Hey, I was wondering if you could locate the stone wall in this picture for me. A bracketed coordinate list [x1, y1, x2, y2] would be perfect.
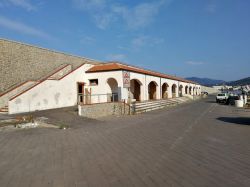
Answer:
[48, 65, 72, 80]
[78, 102, 130, 118]
[0, 38, 101, 93]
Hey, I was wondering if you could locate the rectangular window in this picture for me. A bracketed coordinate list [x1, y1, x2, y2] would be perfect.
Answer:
[89, 79, 98, 86]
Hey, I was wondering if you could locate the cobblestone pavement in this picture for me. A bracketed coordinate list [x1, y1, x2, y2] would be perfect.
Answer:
[0, 96, 250, 187]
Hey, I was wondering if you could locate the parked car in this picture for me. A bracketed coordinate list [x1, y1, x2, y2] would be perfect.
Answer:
[216, 93, 229, 103]
[201, 91, 208, 95]
[226, 95, 239, 105]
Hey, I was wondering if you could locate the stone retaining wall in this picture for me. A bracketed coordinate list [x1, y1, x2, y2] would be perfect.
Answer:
[0, 39, 101, 93]
[78, 102, 130, 118]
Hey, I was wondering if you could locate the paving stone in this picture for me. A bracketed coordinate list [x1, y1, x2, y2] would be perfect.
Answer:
[0, 96, 249, 187]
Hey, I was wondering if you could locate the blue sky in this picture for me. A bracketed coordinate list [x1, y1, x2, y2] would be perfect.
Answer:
[0, 0, 249, 81]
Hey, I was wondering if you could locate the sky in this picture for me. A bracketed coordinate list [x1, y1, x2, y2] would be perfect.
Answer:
[0, 0, 249, 81]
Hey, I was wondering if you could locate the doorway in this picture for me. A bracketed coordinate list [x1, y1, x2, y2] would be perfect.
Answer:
[77, 82, 84, 103]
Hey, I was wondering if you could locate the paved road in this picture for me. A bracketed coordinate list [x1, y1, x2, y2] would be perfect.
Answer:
[0, 96, 250, 187]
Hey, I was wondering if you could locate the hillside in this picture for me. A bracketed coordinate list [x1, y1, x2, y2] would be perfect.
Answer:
[186, 77, 225, 86]
[227, 77, 250, 86]
[186, 76, 250, 86]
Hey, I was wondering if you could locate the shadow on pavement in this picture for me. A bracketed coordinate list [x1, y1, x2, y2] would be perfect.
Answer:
[205, 101, 217, 103]
[217, 117, 250, 126]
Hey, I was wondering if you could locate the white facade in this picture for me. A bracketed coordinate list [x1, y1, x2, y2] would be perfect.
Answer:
[9, 64, 93, 114]
[8, 63, 201, 114]
[85, 70, 201, 103]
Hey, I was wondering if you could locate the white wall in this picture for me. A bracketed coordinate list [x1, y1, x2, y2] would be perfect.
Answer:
[9, 64, 93, 114]
[0, 81, 37, 109]
[84, 71, 123, 103]
[8, 64, 202, 114]
[86, 69, 200, 102]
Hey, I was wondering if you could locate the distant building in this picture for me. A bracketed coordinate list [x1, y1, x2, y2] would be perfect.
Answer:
[213, 85, 233, 92]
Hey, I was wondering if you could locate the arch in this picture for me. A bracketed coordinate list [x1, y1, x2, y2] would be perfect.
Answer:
[185, 85, 188, 94]
[179, 85, 183, 97]
[148, 81, 158, 100]
[162, 83, 169, 99]
[172, 84, 177, 98]
[189, 86, 192, 95]
[107, 78, 118, 101]
[130, 79, 142, 101]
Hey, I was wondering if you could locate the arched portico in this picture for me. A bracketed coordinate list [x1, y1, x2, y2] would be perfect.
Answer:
[179, 85, 183, 97]
[107, 78, 118, 101]
[148, 81, 158, 100]
[162, 83, 169, 99]
[130, 79, 142, 101]
[189, 86, 192, 95]
[185, 85, 188, 94]
[172, 84, 177, 98]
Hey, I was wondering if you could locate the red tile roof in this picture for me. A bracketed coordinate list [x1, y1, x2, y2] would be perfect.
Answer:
[86, 62, 197, 84]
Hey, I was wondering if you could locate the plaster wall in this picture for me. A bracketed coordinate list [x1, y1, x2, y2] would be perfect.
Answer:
[84, 71, 123, 103]
[0, 81, 37, 108]
[8, 64, 201, 114]
[86, 70, 201, 103]
[8, 64, 93, 114]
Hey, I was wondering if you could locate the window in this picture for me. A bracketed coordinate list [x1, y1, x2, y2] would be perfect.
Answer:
[89, 79, 98, 86]
[218, 93, 225, 96]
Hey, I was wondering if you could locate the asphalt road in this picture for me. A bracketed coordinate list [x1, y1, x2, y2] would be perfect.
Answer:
[0, 95, 249, 187]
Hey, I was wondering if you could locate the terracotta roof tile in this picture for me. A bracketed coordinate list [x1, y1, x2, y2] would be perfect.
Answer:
[86, 62, 197, 84]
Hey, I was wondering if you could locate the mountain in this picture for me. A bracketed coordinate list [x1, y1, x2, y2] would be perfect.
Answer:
[186, 77, 225, 86]
[186, 77, 250, 86]
[227, 77, 250, 86]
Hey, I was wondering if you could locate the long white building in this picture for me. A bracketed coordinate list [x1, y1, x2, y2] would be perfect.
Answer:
[2, 62, 201, 114]
[0, 39, 201, 114]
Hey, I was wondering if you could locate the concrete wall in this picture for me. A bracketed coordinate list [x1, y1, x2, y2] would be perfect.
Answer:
[78, 102, 129, 118]
[0, 81, 37, 108]
[8, 64, 93, 114]
[0, 64, 73, 108]
[0, 38, 101, 93]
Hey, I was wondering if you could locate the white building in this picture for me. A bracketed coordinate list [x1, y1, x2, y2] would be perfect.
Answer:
[1, 62, 201, 114]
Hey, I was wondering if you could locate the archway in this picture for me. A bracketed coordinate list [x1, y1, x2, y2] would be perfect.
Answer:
[185, 86, 188, 94]
[179, 85, 183, 97]
[130, 79, 142, 101]
[148, 81, 157, 100]
[172, 84, 177, 98]
[189, 86, 192, 95]
[107, 78, 118, 102]
[162, 83, 169, 99]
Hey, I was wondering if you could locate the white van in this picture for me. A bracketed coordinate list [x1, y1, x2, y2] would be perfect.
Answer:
[216, 93, 229, 103]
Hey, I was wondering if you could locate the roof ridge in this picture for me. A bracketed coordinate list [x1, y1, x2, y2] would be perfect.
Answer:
[110, 62, 195, 83]
[87, 62, 197, 84]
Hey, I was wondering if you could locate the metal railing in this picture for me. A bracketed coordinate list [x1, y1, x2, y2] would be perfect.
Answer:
[78, 93, 119, 104]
